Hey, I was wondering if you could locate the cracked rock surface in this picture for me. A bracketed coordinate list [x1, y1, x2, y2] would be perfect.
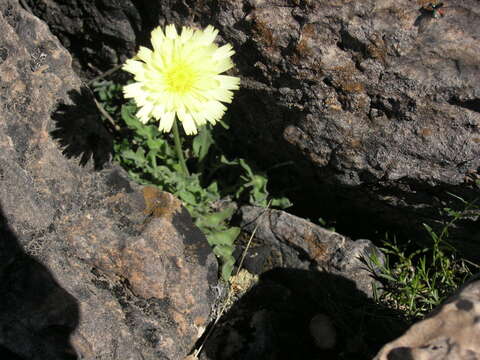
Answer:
[24, 0, 480, 254]
[0, 1, 216, 359]
[238, 205, 382, 297]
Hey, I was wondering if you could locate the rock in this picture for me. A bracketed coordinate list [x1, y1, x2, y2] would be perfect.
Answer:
[239, 205, 383, 297]
[0, 1, 217, 359]
[199, 268, 407, 360]
[194, 207, 396, 359]
[309, 313, 336, 350]
[24, 0, 480, 255]
[373, 274, 480, 360]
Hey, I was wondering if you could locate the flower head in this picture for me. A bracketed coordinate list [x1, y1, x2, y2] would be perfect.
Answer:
[122, 24, 240, 135]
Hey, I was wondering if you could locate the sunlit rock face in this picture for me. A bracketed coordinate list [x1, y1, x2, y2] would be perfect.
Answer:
[374, 274, 480, 360]
[0, 1, 216, 359]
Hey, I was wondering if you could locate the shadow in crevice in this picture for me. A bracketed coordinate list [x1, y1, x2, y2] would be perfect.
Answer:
[215, 85, 316, 201]
[0, 205, 80, 360]
[201, 268, 409, 360]
[51, 87, 113, 170]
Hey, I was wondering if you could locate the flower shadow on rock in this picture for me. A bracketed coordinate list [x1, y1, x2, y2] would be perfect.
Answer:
[0, 206, 79, 360]
[201, 268, 409, 360]
[51, 87, 113, 170]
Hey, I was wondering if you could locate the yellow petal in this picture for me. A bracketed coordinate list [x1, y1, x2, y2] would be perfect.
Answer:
[180, 27, 194, 43]
[215, 75, 240, 90]
[177, 109, 197, 135]
[165, 24, 178, 39]
[151, 27, 165, 51]
[136, 103, 153, 123]
[123, 59, 145, 75]
[159, 112, 175, 132]
[123, 82, 144, 98]
[137, 46, 153, 62]
[213, 44, 235, 61]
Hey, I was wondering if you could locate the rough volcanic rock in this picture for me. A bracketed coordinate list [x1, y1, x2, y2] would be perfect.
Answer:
[0, 1, 217, 359]
[238, 205, 383, 297]
[24, 0, 480, 255]
[373, 273, 480, 360]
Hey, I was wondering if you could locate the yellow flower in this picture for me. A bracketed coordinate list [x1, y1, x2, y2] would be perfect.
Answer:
[122, 24, 240, 135]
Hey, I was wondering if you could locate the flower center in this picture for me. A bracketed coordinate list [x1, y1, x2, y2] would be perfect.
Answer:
[165, 61, 196, 94]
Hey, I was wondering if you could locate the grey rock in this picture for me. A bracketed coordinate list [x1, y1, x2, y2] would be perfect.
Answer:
[239, 205, 383, 297]
[194, 207, 405, 360]
[374, 274, 480, 360]
[0, 1, 216, 359]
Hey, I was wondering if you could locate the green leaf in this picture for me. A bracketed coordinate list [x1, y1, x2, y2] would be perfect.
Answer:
[121, 148, 146, 167]
[271, 196, 293, 209]
[206, 181, 219, 194]
[213, 244, 233, 258]
[221, 257, 235, 281]
[197, 207, 236, 229]
[192, 126, 214, 162]
[177, 190, 197, 205]
[238, 158, 254, 177]
[220, 155, 239, 166]
[121, 104, 140, 129]
[207, 227, 240, 247]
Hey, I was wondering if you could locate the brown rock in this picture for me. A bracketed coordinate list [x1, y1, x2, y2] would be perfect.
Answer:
[374, 275, 480, 360]
[0, 1, 217, 359]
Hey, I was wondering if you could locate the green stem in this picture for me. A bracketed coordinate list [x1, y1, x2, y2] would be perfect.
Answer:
[172, 119, 189, 176]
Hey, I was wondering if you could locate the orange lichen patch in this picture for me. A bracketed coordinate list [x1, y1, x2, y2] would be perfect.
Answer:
[193, 316, 207, 327]
[296, 23, 317, 56]
[252, 17, 275, 48]
[420, 128, 433, 137]
[142, 186, 182, 221]
[103, 192, 127, 205]
[328, 103, 343, 111]
[296, 37, 312, 56]
[325, 64, 368, 100]
[417, 0, 438, 6]
[349, 138, 363, 148]
[329, 63, 357, 74]
[367, 34, 388, 63]
[303, 229, 328, 262]
[172, 306, 192, 335]
[302, 23, 317, 38]
[472, 137, 480, 143]
[341, 81, 365, 93]
[334, 65, 364, 88]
